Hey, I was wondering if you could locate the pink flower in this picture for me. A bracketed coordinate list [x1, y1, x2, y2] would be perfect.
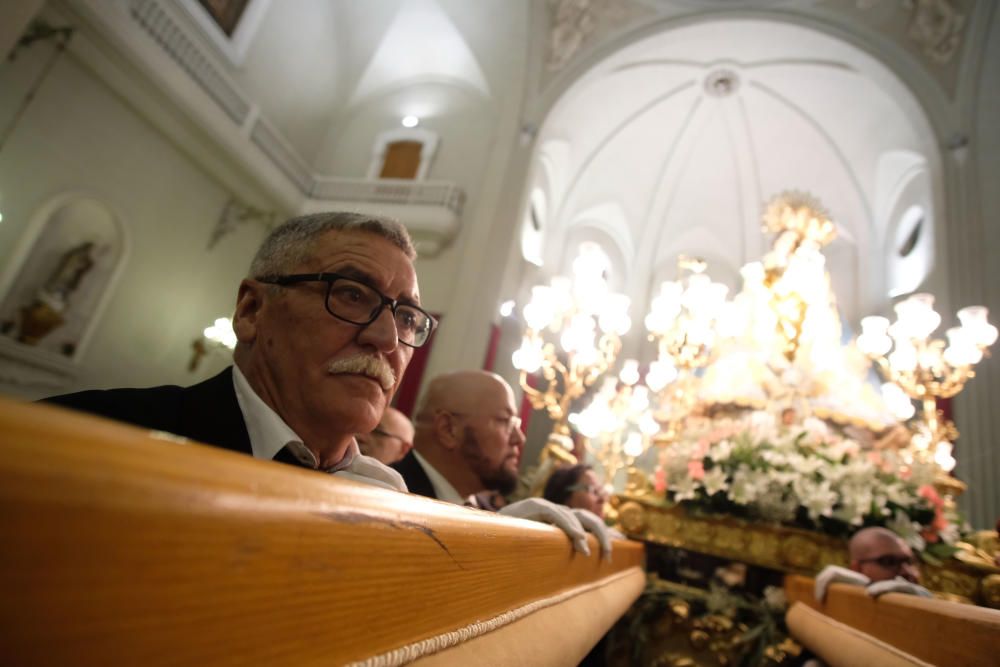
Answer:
[921, 528, 940, 544]
[919, 485, 943, 508]
[688, 459, 705, 480]
[654, 467, 667, 493]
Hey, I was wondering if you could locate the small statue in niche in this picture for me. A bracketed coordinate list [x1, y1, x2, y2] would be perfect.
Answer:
[16, 241, 97, 347]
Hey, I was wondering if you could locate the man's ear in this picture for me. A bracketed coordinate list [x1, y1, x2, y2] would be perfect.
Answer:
[434, 411, 461, 450]
[233, 279, 266, 344]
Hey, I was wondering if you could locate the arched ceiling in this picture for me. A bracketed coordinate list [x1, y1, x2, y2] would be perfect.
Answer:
[531, 18, 942, 328]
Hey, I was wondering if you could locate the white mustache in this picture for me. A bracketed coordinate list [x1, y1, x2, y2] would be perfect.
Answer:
[327, 354, 396, 392]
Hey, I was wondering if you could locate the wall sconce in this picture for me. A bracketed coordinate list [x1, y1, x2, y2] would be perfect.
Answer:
[189, 317, 237, 371]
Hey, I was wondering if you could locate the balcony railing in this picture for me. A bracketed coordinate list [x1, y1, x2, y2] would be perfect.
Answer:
[311, 177, 466, 216]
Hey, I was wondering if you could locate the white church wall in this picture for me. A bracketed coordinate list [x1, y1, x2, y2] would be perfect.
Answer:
[0, 46, 263, 399]
[954, 3, 1000, 529]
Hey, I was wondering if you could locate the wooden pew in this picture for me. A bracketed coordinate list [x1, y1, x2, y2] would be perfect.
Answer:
[0, 398, 644, 666]
[784, 573, 1000, 666]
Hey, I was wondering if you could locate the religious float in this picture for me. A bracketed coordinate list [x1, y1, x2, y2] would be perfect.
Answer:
[513, 192, 1000, 665]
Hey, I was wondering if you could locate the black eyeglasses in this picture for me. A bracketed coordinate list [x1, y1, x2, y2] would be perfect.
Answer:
[259, 273, 437, 348]
[449, 412, 523, 434]
[858, 554, 917, 569]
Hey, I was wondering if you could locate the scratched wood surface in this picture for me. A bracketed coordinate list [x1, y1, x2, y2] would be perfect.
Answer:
[785, 574, 1000, 666]
[0, 398, 644, 666]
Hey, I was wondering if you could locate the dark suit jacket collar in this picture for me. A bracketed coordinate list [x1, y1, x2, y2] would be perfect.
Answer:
[391, 450, 436, 499]
[178, 367, 252, 455]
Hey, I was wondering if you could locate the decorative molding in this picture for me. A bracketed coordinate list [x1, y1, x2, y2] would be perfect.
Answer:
[546, 0, 635, 72]
[903, 0, 966, 65]
[128, 0, 252, 123]
[704, 68, 739, 97]
[173, 0, 272, 66]
[207, 197, 277, 250]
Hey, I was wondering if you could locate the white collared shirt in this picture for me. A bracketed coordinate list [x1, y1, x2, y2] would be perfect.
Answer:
[231, 364, 355, 471]
[230, 365, 406, 491]
[412, 450, 467, 505]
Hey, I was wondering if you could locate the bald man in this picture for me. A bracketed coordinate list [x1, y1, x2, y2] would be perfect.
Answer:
[391, 370, 615, 557]
[392, 370, 524, 506]
[356, 406, 414, 465]
[849, 526, 921, 584]
[815, 526, 931, 601]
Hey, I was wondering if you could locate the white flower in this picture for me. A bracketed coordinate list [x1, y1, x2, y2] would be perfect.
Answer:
[801, 416, 829, 442]
[795, 479, 838, 521]
[884, 483, 916, 507]
[832, 487, 872, 526]
[709, 439, 733, 462]
[888, 511, 926, 551]
[763, 586, 787, 611]
[703, 467, 728, 496]
[750, 411, 778, 441]
[937, 522, 960, 545]
[671, 476, 698, 502]
[762, 450, 788, 467]
[788, 453, 823, 476]
[728, 465, 765, 504]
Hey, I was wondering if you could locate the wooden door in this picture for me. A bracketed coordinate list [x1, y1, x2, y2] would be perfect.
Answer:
[379, 141, 422, 179]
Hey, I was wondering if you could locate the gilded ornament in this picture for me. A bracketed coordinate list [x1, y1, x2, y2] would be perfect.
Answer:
[688, 629, 710, 650]
[981, 574, 1000, 609]
[617, 501, 647, 534]
[703, 614, 734, 633]
[781, 535, 819, 569]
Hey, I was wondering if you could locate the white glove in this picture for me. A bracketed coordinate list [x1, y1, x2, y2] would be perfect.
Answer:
[333, 453, 408, 492]
[499, 498, 591, 556]
[570, 508, 614, 559]
[866, 577, 933, 599]
[814, 565, 870, 602]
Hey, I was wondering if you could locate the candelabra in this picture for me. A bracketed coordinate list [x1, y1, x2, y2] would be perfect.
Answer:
[569, 360, 660, 490]
[512, 243, 632, 461]
[644, 256, 730, 438]
[857, 293, 997, 475]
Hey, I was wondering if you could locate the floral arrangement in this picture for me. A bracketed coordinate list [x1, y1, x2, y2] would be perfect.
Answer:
[652, 411, 962, 559]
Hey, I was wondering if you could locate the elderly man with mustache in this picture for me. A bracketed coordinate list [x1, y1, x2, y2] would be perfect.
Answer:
[44, 212, 613, 554]
[44, 212, 427, 489]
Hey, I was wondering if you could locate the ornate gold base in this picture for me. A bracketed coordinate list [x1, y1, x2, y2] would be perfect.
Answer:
[615, 495, 1000, 608]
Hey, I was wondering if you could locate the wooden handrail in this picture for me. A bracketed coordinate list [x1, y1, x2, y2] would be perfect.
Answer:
[785, 574, 1000, 666]
[0, 398, 644, 666]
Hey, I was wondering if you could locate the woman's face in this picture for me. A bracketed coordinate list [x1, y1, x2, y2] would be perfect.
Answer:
[568, 470, 607, 518]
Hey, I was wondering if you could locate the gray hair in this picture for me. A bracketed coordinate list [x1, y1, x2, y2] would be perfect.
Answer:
[248, 212, 415, 278]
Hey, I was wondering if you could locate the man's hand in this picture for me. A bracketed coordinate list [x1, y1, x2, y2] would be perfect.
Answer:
[814, 565, 870, 602]
[334, 453, 408, 492]
[498, 498, 591, 556]
[866, 578, 933, 598]
[570, 508, 614, 559]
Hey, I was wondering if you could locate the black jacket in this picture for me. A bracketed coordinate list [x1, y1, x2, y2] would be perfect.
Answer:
[391, 450, 436, 499]
[43, 367, 252, 454]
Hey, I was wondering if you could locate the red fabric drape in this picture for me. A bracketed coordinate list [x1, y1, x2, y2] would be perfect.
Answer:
[482, 322, 501, 371]
[392, 313, 442, 418]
